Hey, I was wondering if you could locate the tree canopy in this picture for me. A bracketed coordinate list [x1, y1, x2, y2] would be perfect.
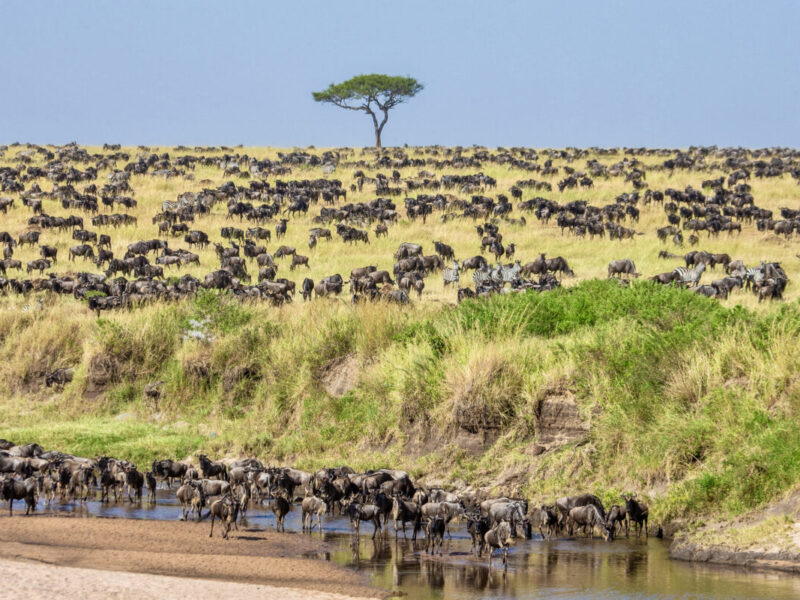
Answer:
[312, 74, 423, 148]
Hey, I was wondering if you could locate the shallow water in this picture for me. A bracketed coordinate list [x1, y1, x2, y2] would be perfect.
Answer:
[28, 491, 800, 599]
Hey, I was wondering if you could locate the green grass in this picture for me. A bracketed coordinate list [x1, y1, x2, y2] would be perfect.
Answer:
[1, 419, 205, 466]
[5, 280, 800, 526]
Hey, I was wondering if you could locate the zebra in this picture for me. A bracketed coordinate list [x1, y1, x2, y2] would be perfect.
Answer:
[498, 261, 522, 283]
[473, 267, 493, 286]
[443, 261, 460, 287]
[673, 262, 706, 287]
[744, 267, 764, 291]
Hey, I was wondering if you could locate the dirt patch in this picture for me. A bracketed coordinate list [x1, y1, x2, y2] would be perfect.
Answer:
[319, 355, 360, 398]
[0, 515, 382, 598]
[536, 388, 593, 449]
[87, 352, 119, 391]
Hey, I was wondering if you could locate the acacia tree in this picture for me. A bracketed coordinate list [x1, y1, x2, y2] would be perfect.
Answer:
[312, 74, 423, 149]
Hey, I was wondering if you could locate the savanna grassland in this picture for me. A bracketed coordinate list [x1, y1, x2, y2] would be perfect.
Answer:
[2, 144, 800, 535]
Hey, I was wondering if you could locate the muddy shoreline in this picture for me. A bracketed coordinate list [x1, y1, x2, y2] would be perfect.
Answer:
[0, 514, 384, 599]
[670, 539, 800, 574]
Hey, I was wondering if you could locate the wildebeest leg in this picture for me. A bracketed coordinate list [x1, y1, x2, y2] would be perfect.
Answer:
[8, 499, 12, 516]
[209, 513, 216, 537]
[372, 517, 380, 539]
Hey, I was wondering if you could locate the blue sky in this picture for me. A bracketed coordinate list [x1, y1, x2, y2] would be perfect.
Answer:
[1, 1, 797, 147]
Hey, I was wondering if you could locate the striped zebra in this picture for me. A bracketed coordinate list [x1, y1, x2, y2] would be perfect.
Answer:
[744, 267, 765, 291]
[473, 267, 493, 286]
[673, 262, 706, 287]
[497, 261, 522, 283]
[442, 261, 460, 287]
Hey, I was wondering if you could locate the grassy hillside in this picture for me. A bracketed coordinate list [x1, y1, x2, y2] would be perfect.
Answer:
[4, 280, 800, 525]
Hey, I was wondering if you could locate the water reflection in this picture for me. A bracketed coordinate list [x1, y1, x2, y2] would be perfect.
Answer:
[24, 492, 800, 599]
[328, 530, 800, 599]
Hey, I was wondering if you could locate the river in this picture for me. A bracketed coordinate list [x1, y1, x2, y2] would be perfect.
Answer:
[31, 491, 800, 599]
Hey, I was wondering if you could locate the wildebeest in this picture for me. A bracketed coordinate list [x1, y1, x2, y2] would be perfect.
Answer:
[209, 495, 240, 539]
[18, 231, 40, 247]
[274, 245, 296, 259]
[346, 501, 383, 539]
[40, 245, 58, 263]
[484, 520, 513, 569]
[556, 494, 605, 532]
[301, 277, 314, 300]
[569, 504, 613, 540]
[197, 454, 228, 481]
[425, 516, 446, 555]
[177, 481, 206, 521]
[301, 495, 328, 532]
[394, 242, 423, 259]
[146, 471, 157, 503]
[45, 368, 73, 388]
[290, 254, 309, 270]
[624, 493, 649, 537]
[608, 259, 639, 279]
[124, 465, 145, 503]
[152, 459, 188, 487]
[606, 504, 628, 537]
[271, 492, 291, 532]
[651, 271, 679, 285]
[391, 496, 421, 540]
[461, 255, 488, 271]
[467, 514, 491, 556]
[26, 258, 51, 274]
[546, 256, 574, 277]
[434, 241, 454, 260]
[536, 504, 558, 539]
[2, 476, 38, 515]
[69, 244, 95, 262]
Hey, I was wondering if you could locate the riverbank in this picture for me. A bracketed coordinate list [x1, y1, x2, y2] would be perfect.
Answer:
[670, 486, 800, 574]
[0, 558, 366, 600]
[0, 515, 383, 599]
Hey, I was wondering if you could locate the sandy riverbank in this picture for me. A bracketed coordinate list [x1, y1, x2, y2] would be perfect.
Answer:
[0, 514, 384, 599]
[0, 558, 371, 600]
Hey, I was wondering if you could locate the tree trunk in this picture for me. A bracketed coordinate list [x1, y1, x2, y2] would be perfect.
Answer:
[376, 108, 389, 150]
[367, 109, 382, 149]
[367, 106, 389, 149]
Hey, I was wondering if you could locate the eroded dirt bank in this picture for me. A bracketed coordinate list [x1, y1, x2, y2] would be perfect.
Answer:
[0, 515, 383, 599]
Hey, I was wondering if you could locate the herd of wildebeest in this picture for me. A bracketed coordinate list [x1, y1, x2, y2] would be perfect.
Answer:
[0, 143, 796, 319]
[0, 439, 651, 568]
